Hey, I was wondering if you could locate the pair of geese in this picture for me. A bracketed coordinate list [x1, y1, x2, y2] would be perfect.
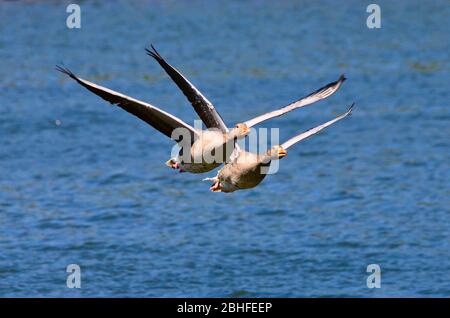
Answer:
[56, 45, 354, 193]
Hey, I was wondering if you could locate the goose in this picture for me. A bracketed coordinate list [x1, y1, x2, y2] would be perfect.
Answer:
[56, 65, 248, 174]
[56, 46, 344, 174]
[145, 45, 345, 130]
[144, 45, 346, 167]
[206, 104, 355, 192]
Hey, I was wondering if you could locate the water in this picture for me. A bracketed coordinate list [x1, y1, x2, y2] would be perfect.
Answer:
[0, 0, 449, 297]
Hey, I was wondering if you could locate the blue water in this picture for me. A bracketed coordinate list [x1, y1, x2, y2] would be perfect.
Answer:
[0, 0, 449, 297]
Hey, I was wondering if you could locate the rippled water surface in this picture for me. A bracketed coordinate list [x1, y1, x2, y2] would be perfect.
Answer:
[0, 0, 449, 297]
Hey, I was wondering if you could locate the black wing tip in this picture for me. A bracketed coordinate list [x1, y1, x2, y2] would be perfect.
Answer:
[150, 43, 159, 54]
[55, 65, 76, 79]
[312, 74, 346, 97]
[347, 102, 356, 115]
[145, 43, 163, 60]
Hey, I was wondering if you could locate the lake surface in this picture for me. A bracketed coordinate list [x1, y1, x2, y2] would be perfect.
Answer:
[0, 0, 449, 297]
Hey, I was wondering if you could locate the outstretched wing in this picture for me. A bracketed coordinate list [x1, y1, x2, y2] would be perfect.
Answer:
[244, 75, 346, 128]
[281, 103, 354, 150]
[56, 65, 197, 143]
[146, 45, 228, 132]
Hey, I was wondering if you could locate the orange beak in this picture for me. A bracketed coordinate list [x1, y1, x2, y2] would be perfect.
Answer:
[277, 148, 287, 158]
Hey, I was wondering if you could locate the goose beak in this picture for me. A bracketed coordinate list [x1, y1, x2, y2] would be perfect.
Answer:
[278, 148, 287, 159]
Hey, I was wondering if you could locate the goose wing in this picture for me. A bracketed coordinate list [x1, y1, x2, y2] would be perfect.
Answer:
[56, 66, 197, 143]
[146, 45, 228, 132]
[281, 103, 354, 150]
[244, 75, 346, 128]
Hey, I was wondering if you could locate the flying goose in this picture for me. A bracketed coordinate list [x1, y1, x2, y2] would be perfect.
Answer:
[146, 45, 345, 131]
[144, 45, 346, 165]
[55, 65, 248, 174]
[206, 104, 355, 192]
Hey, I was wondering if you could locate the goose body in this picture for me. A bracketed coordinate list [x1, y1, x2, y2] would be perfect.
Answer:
[172, 129, 236, 173]
[212, 150, 270, 192]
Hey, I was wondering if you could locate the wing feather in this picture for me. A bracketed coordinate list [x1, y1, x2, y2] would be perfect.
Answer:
[281, 103, 354, 150]
[56, 65, 197, 142]
[244, 75, 346, 128]
[146, 45, 228, 132]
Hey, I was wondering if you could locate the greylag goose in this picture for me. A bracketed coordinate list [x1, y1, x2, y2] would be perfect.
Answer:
[206, 104, 355, 192]
[144, 45, 346, 165]
[146, 45, 346, 131]
[55, 65, 249, 173]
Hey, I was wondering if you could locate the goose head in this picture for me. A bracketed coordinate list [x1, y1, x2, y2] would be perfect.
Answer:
[266, 145, 287, 160]
[230, 123, 250, 139]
